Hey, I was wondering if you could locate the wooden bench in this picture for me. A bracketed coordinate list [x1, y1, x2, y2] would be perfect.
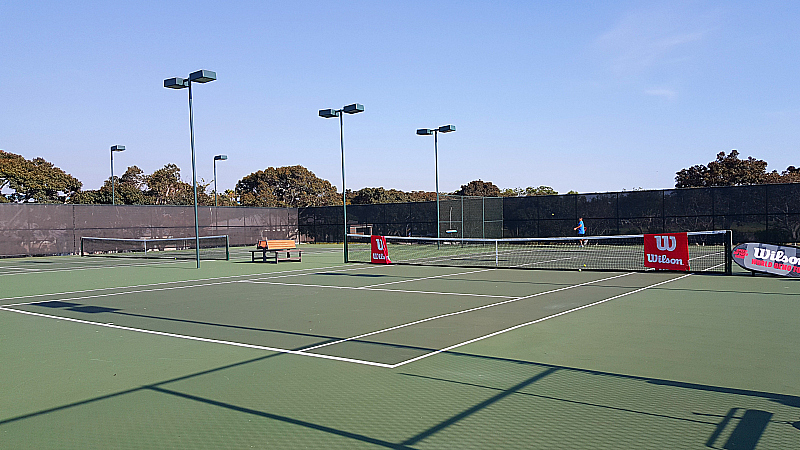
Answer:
[249, 240, 302, 263]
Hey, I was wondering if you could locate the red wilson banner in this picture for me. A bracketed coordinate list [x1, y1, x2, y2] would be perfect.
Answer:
[370, 235, 391, 264]
[643, 232, 690, 271]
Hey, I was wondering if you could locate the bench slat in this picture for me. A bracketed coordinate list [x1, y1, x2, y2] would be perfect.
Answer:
[257, 240, 296, 250]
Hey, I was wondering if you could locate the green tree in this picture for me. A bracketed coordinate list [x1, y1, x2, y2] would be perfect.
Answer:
[91, 166, 152, 205]
[0, 150, 82, 203]
[236, 165, 339, 207]
[146, 164, 183, 204]
[500, 186, 558, 197]
[453, 180, 501, 197]
[407, 191, 437, 202]
[675, 150, 772, 187]
[215, 189, 239, 206]
[70, 164, 210, 205]
[69, 190, 100, 204]
[351, 187, 420, 204]
[145, 164, 210, 205]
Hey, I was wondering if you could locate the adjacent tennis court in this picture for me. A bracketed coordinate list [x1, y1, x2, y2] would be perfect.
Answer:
[1, 245, 798, 449]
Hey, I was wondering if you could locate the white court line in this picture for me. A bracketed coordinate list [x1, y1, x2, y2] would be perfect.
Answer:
[300, 272, 635, 352]
[361, 268, 494, 288]
[0, 258, 188, 277]
[2, 280, 251, 308]
[0, 267, 43, 272]
[238, 280, 517, 299]
[389, 273, 692, 368]
[510, 256, 577, 268]
[1, 270, 689, 369]
[0, 262, 373, 303]
[0, 306, 392, 368]
[2, 264, 380, 307]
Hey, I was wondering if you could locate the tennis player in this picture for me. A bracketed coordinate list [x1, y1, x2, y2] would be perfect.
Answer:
[574, 218, 587, 247]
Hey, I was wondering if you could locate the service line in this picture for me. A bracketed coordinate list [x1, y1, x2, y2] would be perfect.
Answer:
[389, 273, 692, 368]
[301, 272, 635, 353]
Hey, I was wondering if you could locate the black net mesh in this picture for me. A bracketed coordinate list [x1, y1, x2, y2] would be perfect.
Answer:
[0, 204, 295, 257]
[347, 231, 730, 273]
[0, 204, 74, 256]
[664, 189, 713, 216]
[298, 196, 503, 242]
[714, 185, 767, 215]
[5, 184, 800, 258]
[81, 235, 229, 260]
[538, 195, 576, 220]
[577, 193, 617, 218]
[618, 191, 663, 218]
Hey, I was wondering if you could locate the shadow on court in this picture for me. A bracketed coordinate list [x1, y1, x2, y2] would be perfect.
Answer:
[1, 330, 797, 449]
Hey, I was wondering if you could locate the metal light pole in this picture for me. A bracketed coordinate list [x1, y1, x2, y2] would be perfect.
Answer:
[416, 125, 456, 241]
[319, 103, 365, 263]
[110, 145, 125, 205]
[213, 155, 227, 207]
[164, 70, 217, 269]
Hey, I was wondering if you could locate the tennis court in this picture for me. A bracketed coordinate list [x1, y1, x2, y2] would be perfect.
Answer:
[1, 245, 798, 448]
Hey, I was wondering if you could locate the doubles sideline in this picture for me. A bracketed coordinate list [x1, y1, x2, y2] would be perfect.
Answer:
[0, 268, 691, 368]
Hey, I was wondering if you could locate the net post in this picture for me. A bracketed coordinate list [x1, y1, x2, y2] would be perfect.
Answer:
[725, 230, 733, 275]
[80, 237, 84, 257]
[226, 235, 230, 261]
[144, 239, 147, 255]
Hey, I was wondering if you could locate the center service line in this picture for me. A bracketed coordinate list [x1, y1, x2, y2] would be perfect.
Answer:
[300, 272, 635, 352]
[389, 273, 693, 368]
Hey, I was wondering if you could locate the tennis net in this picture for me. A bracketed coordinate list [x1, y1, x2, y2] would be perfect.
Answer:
[347, 231, 732, 274]
[80, 235, 230, 260]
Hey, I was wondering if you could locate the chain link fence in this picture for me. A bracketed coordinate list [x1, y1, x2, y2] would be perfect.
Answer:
[4, 183, 799, 257]
[300, 184, 800, 246]
[0, 204, 297, 257]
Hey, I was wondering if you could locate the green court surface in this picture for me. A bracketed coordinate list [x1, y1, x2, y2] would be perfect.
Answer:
[1, 245, 798, 449]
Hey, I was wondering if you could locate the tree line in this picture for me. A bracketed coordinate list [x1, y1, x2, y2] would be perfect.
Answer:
[675, 150, 800, 187]
[1, 148, 797, 206]
[0, 149, 565, 207]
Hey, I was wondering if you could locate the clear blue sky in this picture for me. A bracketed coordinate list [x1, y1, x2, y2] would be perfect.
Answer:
[1, 1, 798, 195]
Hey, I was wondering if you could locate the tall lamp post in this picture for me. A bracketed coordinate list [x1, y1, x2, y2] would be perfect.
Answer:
[416, 125, 456, 241]
[319, 103, 365, 263]
[213, 154, 228, 207]
[164, 69, 217, 269]
[110, 145, 125, 205]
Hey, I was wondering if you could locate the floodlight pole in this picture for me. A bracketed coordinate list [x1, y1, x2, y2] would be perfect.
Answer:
[188, 81, 201, 268]
[110, 145, 125, 205]
[339, 112, 348, 262]
[213, 155, 227, 207]
[417, 125, 455, 242]
[434, 130, 439, 242]
[164, 70, 216, 269]
[319, 103, 364, 263]
[111, 149, 115, 205]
